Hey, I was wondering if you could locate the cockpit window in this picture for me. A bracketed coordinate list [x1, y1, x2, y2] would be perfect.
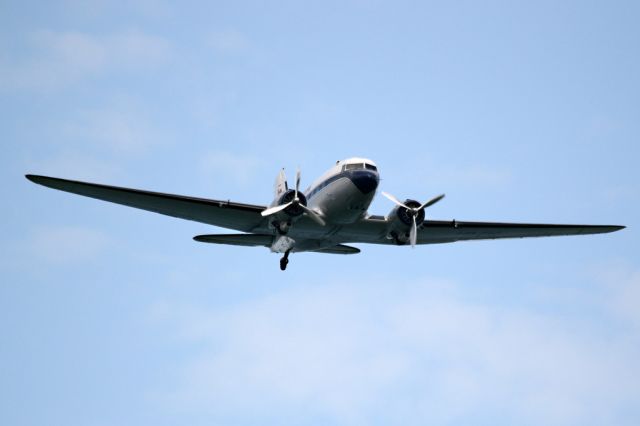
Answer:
[343, 163, 363, 171]
[342, 163, 377, 172]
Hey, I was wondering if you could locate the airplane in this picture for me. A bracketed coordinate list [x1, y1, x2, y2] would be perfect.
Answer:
[26, 157, 624, 270]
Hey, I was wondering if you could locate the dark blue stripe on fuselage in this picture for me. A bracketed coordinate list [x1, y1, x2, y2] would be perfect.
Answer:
[306, 170, 379, 200]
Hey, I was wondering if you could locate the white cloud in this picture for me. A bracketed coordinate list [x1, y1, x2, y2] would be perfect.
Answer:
[60, 0, 173, 20]
[595, 262, 640, 331]
[148, 274, 640, 425]
[23, 95, 170, 177]
[27, 226, 111, 264]
[61, 97, 165, 156]
[0, 29, 172, 91]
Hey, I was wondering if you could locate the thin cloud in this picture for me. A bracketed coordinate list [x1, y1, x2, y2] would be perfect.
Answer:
[148, 275, 640, 425]
[24, 95, 171, 178]
[27, 226, 111, 264]
[594, 261, 640, 331]
[61, 97, 167, 156]
[0, 29, 172, 92]
[60, 0, 173, 20]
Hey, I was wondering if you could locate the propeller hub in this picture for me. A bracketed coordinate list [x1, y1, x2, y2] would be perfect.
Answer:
[396, 199, 425, 226]
[261, 167, 325, 226]
[382, 191, 445, 248]
[279, 189, 307, 217]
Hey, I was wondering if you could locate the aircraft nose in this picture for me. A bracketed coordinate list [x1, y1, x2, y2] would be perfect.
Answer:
[350, 170, 379, 194]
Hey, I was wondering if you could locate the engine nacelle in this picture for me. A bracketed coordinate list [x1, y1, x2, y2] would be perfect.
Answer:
[386, 199, 425, 245]
[277, 189, 308, 217]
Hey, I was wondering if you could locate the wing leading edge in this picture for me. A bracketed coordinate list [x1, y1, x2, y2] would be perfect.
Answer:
[418, 220, 625, 243]
[26, 174, 268, 232]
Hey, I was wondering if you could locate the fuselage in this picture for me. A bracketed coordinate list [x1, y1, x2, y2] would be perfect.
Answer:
[306, 157, 380, 224]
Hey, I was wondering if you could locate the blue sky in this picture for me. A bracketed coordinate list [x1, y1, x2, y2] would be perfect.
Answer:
[1, 1, 639, 425]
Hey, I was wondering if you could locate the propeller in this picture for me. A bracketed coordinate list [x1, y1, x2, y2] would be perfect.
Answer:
[261, 168, 326, 226]
[300, 204, 326, 226]
[382, 191, 445, 248]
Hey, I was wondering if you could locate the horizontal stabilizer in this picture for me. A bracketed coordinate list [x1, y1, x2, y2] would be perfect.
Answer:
[313, 245, 361, 255]
[194, 234, 273, 247]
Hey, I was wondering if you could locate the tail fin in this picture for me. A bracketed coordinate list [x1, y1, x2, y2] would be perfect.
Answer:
[274, 168, 288, 198]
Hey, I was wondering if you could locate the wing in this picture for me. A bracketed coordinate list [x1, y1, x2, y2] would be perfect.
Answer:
[193, 233, 360, 254]
[339, 216, 624, 245]
[417, 220, 625, 243]
[26, 175, 269, 233]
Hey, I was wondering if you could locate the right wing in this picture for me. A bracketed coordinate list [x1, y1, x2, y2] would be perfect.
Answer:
[26, 175, 269, 233]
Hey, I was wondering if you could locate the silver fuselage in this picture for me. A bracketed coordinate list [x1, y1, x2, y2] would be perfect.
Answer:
[270, 158, 380, 253]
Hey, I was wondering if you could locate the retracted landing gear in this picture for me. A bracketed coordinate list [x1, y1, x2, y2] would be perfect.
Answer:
[279, 249, 291, 271]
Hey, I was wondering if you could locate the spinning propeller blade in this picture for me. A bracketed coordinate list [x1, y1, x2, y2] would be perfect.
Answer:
[382, 191, 446, 248]
[300, 204, 326, 226]
[381, 191, 410, 210]
[419, 194, 445, 210]
[260, 202, 292, 217]
[260, 167, 325, 226]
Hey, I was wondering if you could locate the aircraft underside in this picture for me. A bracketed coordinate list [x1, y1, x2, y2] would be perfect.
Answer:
[26, 157, 624, 271]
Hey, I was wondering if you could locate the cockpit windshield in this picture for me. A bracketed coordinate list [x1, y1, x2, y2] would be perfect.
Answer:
[343, 163, 362, 171]
[343, 163, 377, 172]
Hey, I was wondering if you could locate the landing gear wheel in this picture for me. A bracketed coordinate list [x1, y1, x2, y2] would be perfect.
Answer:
[279, 258, 289, 271]
[279, 250, 291, 271]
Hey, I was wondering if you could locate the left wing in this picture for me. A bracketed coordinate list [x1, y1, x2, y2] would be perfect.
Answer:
[26, 175, 269, 233]
[340, 216, 624, 245]
[417, 220, 625, 243]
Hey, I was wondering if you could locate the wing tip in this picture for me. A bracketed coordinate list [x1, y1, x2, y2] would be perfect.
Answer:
[25, 174, 40, 183]
[25, 174, 54, 186]
[584, 225, 625, 235]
